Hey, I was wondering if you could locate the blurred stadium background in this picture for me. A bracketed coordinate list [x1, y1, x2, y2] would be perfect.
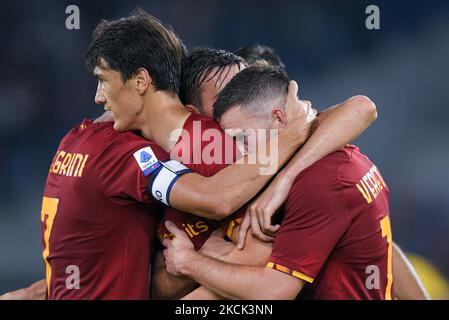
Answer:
[0, 0, 448, 298]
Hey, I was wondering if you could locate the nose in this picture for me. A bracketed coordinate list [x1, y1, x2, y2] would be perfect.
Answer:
[95, 82, 106, 105]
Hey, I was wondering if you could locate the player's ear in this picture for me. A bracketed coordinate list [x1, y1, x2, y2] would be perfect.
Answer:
[184, 104, 200, 114]
[135, 67, 152, 95]
[272, 108, 287, 130]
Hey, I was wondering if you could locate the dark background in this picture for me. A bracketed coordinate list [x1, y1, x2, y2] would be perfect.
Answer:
[0, 0, 448, 297]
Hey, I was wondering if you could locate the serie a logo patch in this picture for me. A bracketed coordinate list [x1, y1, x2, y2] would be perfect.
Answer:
[133, 146, 161, 176]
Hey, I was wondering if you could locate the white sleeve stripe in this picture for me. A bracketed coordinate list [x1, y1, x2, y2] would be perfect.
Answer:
[151, 167, 177, 206]
[149, 160, 192, 206]
[161, 160, 190, 173]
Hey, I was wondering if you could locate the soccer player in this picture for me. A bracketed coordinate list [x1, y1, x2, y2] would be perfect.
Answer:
[84, 14, 381, 299]
[162, 64, 407, 299]
[1, 11, 307, 300]
[150, 48, 379, 299]
[152, 53, 375, 298]
[40, 118, 172, 300]
[183, 46, 428, 300]
[0, 10, 374, 300]
[234, 45, 428, 300]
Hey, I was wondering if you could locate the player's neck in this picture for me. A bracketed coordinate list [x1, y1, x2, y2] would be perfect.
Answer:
[138, 91, 191, 152]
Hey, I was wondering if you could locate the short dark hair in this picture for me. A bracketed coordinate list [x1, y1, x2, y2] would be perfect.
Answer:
[85, 9, 186, 95]
[213, 62, 289, 121]
[234, 44, 285, 70]
[179, 47, 245, 112]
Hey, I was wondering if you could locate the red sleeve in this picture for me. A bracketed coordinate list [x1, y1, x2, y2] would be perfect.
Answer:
[171, 115, 241, 177]
[267, 165, 351, 283]
[99, 133, 170, 204]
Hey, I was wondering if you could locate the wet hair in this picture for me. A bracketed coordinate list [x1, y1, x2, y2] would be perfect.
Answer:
[179, 47, 245, 112]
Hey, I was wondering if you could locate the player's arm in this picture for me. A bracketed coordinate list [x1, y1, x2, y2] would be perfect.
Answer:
[285, 94, 377, 178]
[165, 169, 350, 299]
[181, 257, 303, 300]
[163, 222, 303, 300]
[151, 81, 313, 220]
[158, 86, 375, 222]
[151, 250, 199, 300]
[393, 242, 430, 300]
[239, 95, 377, 242]
[152, 230, 235, 299]
[0, 279, 46, 300]
[182, 229, 273, 300]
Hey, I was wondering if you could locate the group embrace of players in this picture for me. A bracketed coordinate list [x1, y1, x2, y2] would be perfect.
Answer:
[1, 9, 428, 300]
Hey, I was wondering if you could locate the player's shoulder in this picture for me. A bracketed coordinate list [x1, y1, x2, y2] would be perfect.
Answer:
[297, 145, 358, 176]
[63, 119, 117, 141]
[289, 145, 362, 193]
[184, 112, 224, 132]
[58, 119, 110, 149]
[285, 147, 362, 216]
[70, 119, 169, 161]
[110, 131, 169, 164]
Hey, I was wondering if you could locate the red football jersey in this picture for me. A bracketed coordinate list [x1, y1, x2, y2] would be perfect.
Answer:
[157, 112, 239, 250]
[41, 120, 169, 299]
[266, 145, 393, 300]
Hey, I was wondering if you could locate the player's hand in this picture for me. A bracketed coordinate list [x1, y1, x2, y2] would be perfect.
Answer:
[283, 80, 317, 144]
[237, 204, 275, 250]
[162, 221, 195, 277]
[200, 229, 234, 261]
[237, 173, 294, 249]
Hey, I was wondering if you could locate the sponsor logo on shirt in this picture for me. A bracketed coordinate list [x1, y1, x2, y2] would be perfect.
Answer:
[159, 221, 209, 241]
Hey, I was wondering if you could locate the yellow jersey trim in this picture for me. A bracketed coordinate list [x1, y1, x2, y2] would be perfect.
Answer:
[265, 261, 314, 283]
